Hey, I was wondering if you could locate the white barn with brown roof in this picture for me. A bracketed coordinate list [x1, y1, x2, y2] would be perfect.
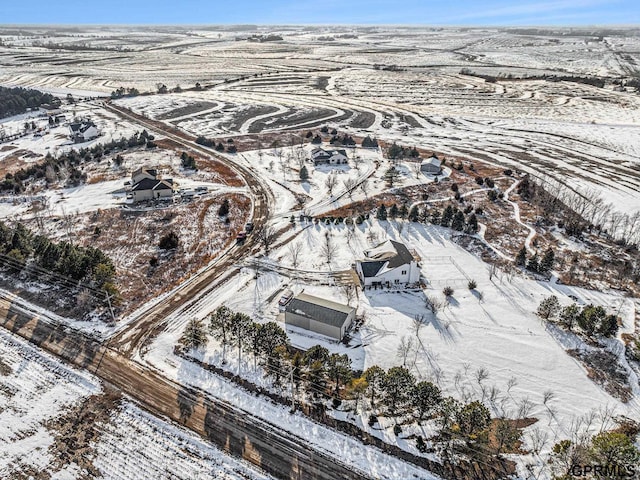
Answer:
[284, 293, 355, 341]
[355, 240, 420, 288]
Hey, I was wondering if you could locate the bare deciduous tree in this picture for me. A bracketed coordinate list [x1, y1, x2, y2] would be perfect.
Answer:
[260, 226, 277, 256]
[287, 241, 303, 270]
[343, 178, 357, 200]
[325, 172, 338, 196]
[359, 178, 370, 198]
[321, 231, 337, 266]
[396, 335, 416, 367]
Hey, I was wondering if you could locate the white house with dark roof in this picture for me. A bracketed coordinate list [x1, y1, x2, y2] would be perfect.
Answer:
[420, 156, 442, 175]
[311, 147, 348, 166]
[284, 292, 355, 341]
[355, 240, 420, 288]
[69, 119, 99, 143]
[125, 167, 176, 203]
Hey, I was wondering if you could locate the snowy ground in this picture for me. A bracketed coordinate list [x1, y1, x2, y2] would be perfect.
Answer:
[0, 327, 273, 480]
[3, 27, 638, 215]
[141, 217, 640, 478]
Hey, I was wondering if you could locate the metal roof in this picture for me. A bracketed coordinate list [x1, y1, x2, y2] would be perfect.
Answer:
[285, 293, 354, 328]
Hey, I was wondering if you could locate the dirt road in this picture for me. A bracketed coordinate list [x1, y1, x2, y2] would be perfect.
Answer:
[0, 296, 371, 480]
[103, 102, 273, 357]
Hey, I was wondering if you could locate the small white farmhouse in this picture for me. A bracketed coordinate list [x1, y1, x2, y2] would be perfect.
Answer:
[355, 240, 421, 288]
[69, 119, 99, 143]
[311, 147, 348, 166]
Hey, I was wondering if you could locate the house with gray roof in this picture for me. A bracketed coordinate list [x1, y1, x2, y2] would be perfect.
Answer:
[311, 147, 348, 166]
[420, 156, 442, 175]
[125, 167, 176, 203]
[69, 119, 99, 143]
[284, 292, 355, 341]
[355, 240, 420, 288]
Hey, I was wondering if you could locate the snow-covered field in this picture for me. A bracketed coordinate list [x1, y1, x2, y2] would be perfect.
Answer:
[0, 328, 273, 479]
[1, 25, 640, 480]
[2, 26, 639, 215]
[142, 216, 639, 477]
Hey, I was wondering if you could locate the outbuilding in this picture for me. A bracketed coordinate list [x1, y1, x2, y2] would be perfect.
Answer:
[420, 156, 442, 175]
[284, 293, 355, 341]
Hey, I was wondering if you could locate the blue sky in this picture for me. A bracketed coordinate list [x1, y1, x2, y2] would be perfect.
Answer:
[1, 0, 637, 25]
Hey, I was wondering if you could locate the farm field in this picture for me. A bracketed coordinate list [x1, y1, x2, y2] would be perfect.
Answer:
[0, 24, 639, 480]
[0, 327, 273, 479]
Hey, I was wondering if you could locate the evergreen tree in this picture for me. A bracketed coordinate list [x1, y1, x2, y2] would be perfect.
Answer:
[539, 247, 555, 273]
[451, 211, 465, 231]
[597, 314, 619, 338]
[387, 143, 403, 159]
[209, 305, 234, 363]
[438, 396, 462, 432]
[311, 134, 322, 144]
[218, 198, 230, 217]
[515, 246, 527, 267]
[382, 366, 415, 416]
[559, 304, 580, 331]
[376, 204, 388, 221]
[384, 167, 400, 187]
[456, 401, 491, 437]
[578, 305, 607, 337]
[465, 213, 478, 233]
[230, 312, 252, 367]
[299, 165, 309, 181]
[398, 204, 408, 219]
[303, 345, 330, 367]
[590, 431, 639, 466]
[180, 318, 208, 352]
[527, 253, 540, 272]
[408, 206, 419, 222]
[327, 353, 352, 396]
[440, 205, 454, 227]
[257, 321, 289, 360]
[389, 203, 399, 219]
[412, 381, 442, 422]
[159, 231, 179, 250]
[537, 295, 560, 320]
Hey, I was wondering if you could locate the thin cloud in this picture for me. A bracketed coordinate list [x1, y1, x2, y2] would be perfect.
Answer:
[438, 0, 622, 23]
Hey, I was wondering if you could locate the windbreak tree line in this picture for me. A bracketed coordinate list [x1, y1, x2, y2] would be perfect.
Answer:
[180, 305, 500, 454]
[0, 86, 60, 119]
[0, 221, 117, 293]
[1, 131, 153, 193]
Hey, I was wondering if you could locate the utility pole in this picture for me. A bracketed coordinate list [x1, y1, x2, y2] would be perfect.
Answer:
[105, 291, 115, 325]
[290, 366, 296, 413]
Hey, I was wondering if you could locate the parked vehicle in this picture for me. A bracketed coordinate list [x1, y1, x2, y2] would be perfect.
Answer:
[278, 289, 294, 306]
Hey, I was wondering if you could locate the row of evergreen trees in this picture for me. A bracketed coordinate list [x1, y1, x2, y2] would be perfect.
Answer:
[0, 86, 60, 119]
[1, 131, 153, 193]
[181, 306, 498, 449]
[195, 136, 237, 153]
[306, 129, 378, 148]
[110, 86, 140, 99]
[515, 246, 555, 274]
[375, 203, 479, 234]
[537, 296, 619, 338]
[0, 222, 116, 292]
[387, 142, 420, 159]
